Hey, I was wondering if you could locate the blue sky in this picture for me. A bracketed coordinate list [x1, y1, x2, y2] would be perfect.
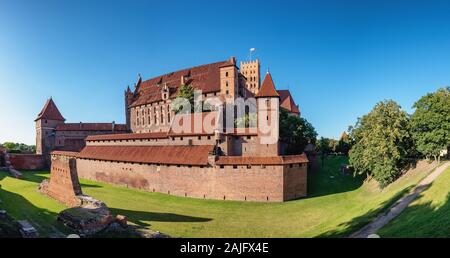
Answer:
[1, 0, 449, 144]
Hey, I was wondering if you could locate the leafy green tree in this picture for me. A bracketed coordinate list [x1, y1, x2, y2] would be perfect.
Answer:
[410, 87, 450, 163]
[280, 108, 318, 155]
[235, 113, 257, 128]
[171, 84, 195, 114]
[349, 100, 413, 188]
[317, 137, 331, 155]
[1, 142, 36, 153]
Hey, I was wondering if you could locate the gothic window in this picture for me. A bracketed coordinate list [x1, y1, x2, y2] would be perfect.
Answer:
[225, 72, 229, 77]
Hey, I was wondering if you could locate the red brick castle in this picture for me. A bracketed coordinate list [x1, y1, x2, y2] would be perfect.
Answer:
[43, 57, 308, 202]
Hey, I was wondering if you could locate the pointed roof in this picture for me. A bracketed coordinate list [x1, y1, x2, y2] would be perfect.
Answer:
[277, 90, 300, 114]
[339, 131, 349, 141]
[256, 72, 279, 98]
[35, 98, 65, 121]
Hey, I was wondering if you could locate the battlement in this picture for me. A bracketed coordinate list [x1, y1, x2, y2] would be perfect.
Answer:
[240, 59, 260, 66]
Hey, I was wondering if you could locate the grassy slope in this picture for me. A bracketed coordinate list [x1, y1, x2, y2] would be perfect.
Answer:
[0, 156, 437, 237]
[379, 165, 450, 237]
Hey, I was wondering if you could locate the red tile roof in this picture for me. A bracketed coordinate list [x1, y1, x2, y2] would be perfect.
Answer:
[35, 98, 65, 121]
[86, 132, 168, 141]
[256, 72, 279, 98]
[277, 90, 300, 114]
[216, 154, 308, 165]
[76, 145, 213, 165]
[129, 60, 233, 107]
[55, 123, 128, 131]
[51, 150, 79, 157]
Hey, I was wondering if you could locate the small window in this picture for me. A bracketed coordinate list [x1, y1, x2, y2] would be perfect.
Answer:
[220, 165, 224, 169]
[225, 72, 229, 77]
[233, 165, 238, 169]
[246, 136, 251, 140]
[247, 165, 251, 169]
[198, 136, 201, 140]
[207, 136, 211, 140]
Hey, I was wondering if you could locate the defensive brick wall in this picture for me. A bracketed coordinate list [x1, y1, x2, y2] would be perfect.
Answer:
[73, 157, 307, 202]
[8, 154, 45, 170]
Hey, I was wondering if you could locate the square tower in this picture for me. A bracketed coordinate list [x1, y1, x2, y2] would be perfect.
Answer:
[240, 59, 260, 95]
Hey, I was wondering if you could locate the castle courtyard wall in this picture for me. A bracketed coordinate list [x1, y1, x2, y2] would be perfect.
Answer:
[75, 158, 307, 202]
[8, 154, 45, 170]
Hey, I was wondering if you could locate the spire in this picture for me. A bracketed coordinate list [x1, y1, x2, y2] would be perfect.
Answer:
[35, 98, 65, 121]
[255, 72, 279, 98]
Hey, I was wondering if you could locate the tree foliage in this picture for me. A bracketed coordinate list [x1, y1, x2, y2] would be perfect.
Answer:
[348, 100, 414, 188]
[171, 84, 195, 114]
[280, 108, 317, 155]
[235, 113, 257, 128]
[1, 142, 36, 153]
[410, 87, 450, 162]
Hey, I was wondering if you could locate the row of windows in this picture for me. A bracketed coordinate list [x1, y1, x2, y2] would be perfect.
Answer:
[242, 70, 257, 75]
[134, 105, 172, 127]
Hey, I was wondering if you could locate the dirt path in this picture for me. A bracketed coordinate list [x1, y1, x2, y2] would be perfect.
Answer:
[349, 162, 450, 238]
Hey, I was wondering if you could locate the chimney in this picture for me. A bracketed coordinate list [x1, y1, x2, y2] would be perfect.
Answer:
[112, 121, 115, 132]
[229, 56, 236, 65]
[181, 75, 185, 85]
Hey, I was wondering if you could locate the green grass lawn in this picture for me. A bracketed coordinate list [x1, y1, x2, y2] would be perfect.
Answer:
[379, 166, 450, 238]
[0, 156, 438, 238]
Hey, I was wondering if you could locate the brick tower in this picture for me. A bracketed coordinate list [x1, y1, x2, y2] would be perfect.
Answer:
[256, 71, 280, 155]
[35, 98, 65, 164]
[240, 59, 260, 95]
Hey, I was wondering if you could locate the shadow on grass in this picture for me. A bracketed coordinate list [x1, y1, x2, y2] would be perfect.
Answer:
[0, 172, 70, 237]
[308, 155, 365, 198]
[317, 185, 416, 238]
[19, 170, 101, 189]
[109, 207, 212, 227]
[379, 192, 450, 237]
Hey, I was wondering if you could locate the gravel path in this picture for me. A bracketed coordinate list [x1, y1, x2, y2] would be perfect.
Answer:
[349, 162, 450, 238]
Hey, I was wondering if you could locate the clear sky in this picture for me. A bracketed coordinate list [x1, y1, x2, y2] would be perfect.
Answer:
[1, 0, 449, 145]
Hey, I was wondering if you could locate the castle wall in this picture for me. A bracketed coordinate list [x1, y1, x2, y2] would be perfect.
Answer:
[8, 154, 45, 170]
[75, 158, 307, 202]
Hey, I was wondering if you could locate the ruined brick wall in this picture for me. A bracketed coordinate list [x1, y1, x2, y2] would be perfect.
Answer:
[8, 154, 45, 170]
[45, 155, 82, 207]
[75, 159, 302, 202]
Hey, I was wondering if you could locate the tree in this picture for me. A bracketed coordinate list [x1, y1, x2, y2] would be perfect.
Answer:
[279, 108, 318, 155]
[410, 87, 450, 163]
[1, 142, 36, 153]
[317, 137, 332, 155]
[348, 100, 413, 188]
[171, 84, 195, 114]
[235, 113, 257, 128]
